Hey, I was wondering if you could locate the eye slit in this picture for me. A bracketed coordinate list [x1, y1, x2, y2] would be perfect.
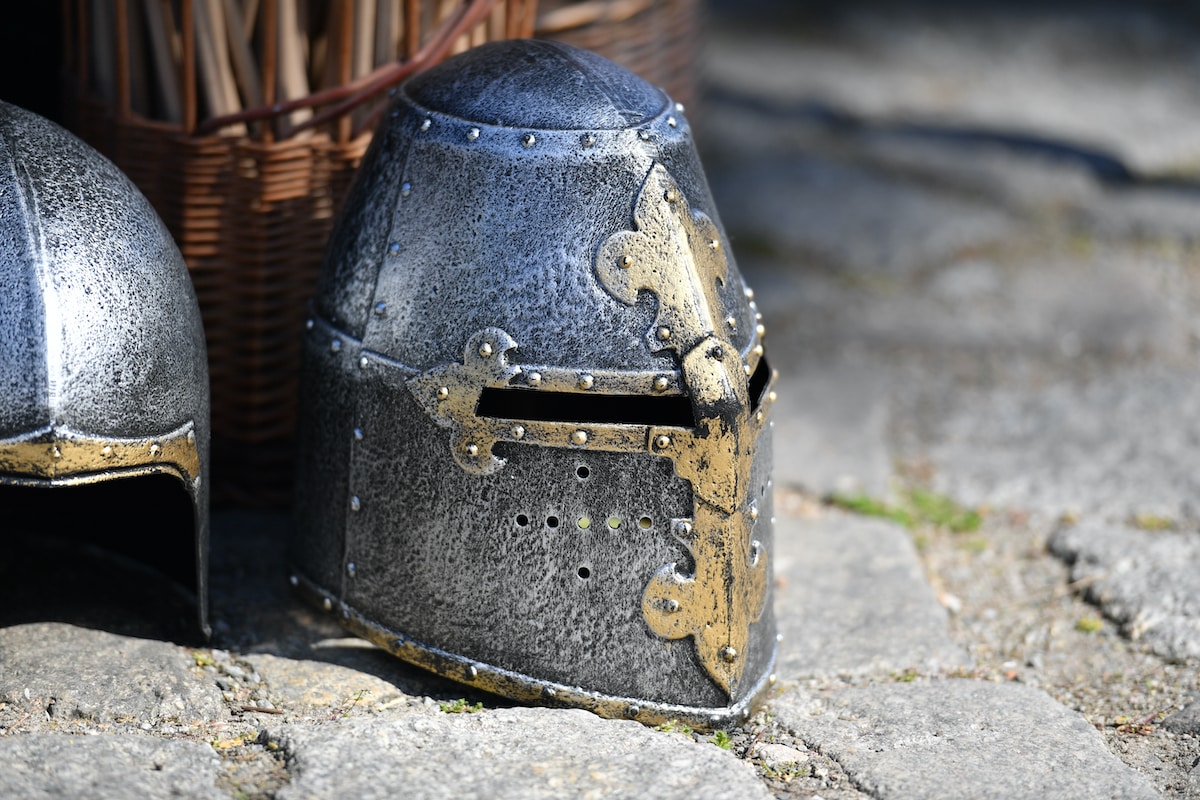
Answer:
[476, 388, 694, 427]
[748, 355, 771, 412]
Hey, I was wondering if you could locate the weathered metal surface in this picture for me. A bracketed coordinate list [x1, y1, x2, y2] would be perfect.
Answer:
[0, 100, 210, 635]
[291, 40, 776, 727]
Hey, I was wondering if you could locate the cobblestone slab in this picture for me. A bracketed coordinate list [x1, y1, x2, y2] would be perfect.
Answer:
[0, 734, 224, 800]
[924, 368, 1200, 522]
[770, 680, 1160, 800]
[0, 623, 224, 733]
[1050, 523, 1200, 662]
[774, 515, 970, 679]
[267, 707, 772, 800]
[769, 364, 892, 498]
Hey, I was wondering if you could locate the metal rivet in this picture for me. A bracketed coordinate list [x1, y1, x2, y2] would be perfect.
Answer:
[675, 102, 685, 112]
[745, 287, 756, 300]
[668, 116, 677, 128]
[654, 435, 672, 450]
[420, 117, 431, 131]
[468, 665, 479, 679]
[638, 129, 651, 141]
[769, 390, 778, 403]
[528, 372, 542, 387]
[619, 255, 633, 269]
[350, 496, 361, 512]
[710, 345, 725, 361]
[653, 376, 669, 391]
[776, 632, 784, 642]
[769, 673, 777, 686]
[186, 430, 195, 445]
[330, 339, 342, 353]
[756, 323, 767, 337]
[401, 182, 412, 197]
[354, 427, 364, 440]
[466, 127, 480, 141]
[545, 688, 557, 698]
[676, 520, 693, 536]
[306, 318, 314, 330]
[750, 540, 762, 564]
[466, 443, 479, 457]
[744, 364, 753, 376]
[581, 133, 597, 148]
[749, 504, 759, 520]
[720, 646, 738, 663]
[664, 188, 678, 203]
[436, 386, 449, 400]
[289, 574, 299, 587]
[374, 301, 387, 316]
[388, 241, 400, 253]
[754, 344, 764, 357]
[578, 374, 594, 390]
[709, 239, 720, 250]
[656, 326, 671, 341]
[628, 704, 641, 717]
[521, 132, 536, 147]
[150, 443, 162, 456]
[395, 637, 406, 649]
[359, 356, 369, 369]
[726, 315, 738, 330]
[571, 430, 588, 445]
[323, 598, 333, 611]
[101, 445, 113, 457]
[666, 598, 680, 612]
[478, 342, 493, 358]
[51, 446, 61, 460]
[756, 409, 764, 424]
[346, 562, 357, 577]
[512, 425, 525, 439]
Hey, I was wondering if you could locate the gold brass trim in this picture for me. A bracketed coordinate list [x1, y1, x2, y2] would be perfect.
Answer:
[291, 569, 778, 732]
[597, 163, 769, 699]
[0, 422, 201, 484]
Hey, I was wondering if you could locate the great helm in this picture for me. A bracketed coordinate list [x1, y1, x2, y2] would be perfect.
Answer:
[291, 40, 778, 728]
[0, 101, 210, 636]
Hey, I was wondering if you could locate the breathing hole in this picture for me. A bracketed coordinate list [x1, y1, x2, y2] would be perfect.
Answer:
[577, 566, 591, 580]
[607, 516, 621, 530]
[639, 516, 653, 530]
[546, 516, 560, 528]
[515, 514, 529, 527]
[577, 516, 591, 530]
[576, 466, 590, 479]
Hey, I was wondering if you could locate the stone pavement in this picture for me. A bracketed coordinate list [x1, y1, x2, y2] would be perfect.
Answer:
[3, 1, 1200, 798]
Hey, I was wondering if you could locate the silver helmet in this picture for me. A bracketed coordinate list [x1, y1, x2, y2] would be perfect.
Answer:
[291, 40, 778, 728]
[0, 101, 210, 636]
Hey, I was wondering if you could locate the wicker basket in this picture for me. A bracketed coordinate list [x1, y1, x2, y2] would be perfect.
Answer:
[63, 0, 536, 509]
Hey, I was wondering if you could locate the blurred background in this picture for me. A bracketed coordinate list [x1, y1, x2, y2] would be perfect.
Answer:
[2, 0, 1200, 513]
